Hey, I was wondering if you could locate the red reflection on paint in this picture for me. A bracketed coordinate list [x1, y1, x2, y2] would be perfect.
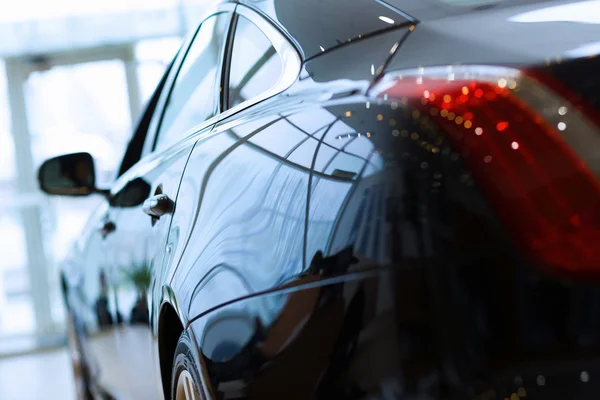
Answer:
[376, 73, 600, 280]
[496, 121, 509, 131]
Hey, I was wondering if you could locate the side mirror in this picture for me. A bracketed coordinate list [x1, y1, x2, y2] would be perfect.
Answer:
[38, 152, 97, 196]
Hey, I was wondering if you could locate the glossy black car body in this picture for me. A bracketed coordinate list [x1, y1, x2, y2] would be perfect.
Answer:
[40, 0, 600, 399]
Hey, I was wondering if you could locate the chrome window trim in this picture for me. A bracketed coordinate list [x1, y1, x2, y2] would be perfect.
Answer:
[141, 3, 302, 159]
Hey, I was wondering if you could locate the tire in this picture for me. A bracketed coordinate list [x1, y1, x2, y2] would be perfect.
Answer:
[171, 331, 205, 400]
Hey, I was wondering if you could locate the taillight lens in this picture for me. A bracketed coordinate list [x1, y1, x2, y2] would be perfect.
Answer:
[370, 66, 600, 279]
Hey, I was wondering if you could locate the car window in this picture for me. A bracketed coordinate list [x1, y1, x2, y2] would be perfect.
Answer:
[117, 58, 174, 176]
[154, 12, 230, 151]
[228, 15, 283, 108]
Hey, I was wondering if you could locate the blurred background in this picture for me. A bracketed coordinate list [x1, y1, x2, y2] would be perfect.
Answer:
[0, 0, 212, 358]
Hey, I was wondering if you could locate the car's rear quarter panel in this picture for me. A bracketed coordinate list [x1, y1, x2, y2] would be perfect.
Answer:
[169, 1, 600, 396]
[174, 85, 600, 398]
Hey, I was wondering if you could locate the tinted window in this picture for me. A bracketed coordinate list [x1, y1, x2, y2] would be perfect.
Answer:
[155, 12, 230, 150]
[228, 16, 283, 108]
[118, 60, 173, 176]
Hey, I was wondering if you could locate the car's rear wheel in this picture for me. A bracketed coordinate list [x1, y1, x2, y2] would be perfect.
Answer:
[171, 331, 204, 400]
[175, 370, 200, 400]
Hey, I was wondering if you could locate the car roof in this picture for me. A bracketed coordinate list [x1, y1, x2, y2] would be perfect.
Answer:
[240, 0, 563, 61]
[240, 0, 413, 59]
[386, 0, 558, 21]
[240, 0, 600, 78]
[385, 0, 600, 70]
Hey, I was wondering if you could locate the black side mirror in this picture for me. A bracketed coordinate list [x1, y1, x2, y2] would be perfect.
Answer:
[38, 152, 97, 196]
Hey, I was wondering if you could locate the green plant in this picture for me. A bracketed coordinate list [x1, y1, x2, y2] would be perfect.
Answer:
[121, 263, 152, 297]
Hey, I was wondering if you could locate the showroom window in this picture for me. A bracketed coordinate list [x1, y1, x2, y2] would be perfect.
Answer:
[0, 38, 179, 354]
[135, 36, 182, 105]
[0, 60, 36, 340]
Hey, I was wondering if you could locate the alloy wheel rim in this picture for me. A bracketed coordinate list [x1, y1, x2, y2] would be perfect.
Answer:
[176, 370, 199, 400]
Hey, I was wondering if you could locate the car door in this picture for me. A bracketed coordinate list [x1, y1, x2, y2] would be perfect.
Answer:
[171, 15, 406, 393]
[62, 7, 233, 400]
[166, 3, 310, 347]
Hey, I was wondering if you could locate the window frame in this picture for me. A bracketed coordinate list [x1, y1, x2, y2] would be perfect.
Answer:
[218, 4, 302, 120]
[219, 11, 238, 112]
[117, 57, 174, 177]
[142, 3, 237, 154]
[127, 2, 301, 162]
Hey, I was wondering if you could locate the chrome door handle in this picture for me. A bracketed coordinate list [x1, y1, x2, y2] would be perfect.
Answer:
[142, 194, 175, 218]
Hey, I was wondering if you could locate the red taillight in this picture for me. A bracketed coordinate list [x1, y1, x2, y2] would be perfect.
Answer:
[371, 66, 600, 279]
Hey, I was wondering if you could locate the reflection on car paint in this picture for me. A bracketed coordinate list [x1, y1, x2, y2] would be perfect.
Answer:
[53, 0, 600, 398]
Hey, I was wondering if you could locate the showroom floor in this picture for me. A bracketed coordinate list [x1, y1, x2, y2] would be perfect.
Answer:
[0, 347, 76, 400]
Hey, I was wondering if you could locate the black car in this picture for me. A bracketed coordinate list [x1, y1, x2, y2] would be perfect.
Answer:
[38, 0, 600, 399]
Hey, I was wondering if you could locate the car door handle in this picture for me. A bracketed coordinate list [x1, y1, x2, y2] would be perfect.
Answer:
[142, 194, 175, 218]
[99, 219, 116, 238]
